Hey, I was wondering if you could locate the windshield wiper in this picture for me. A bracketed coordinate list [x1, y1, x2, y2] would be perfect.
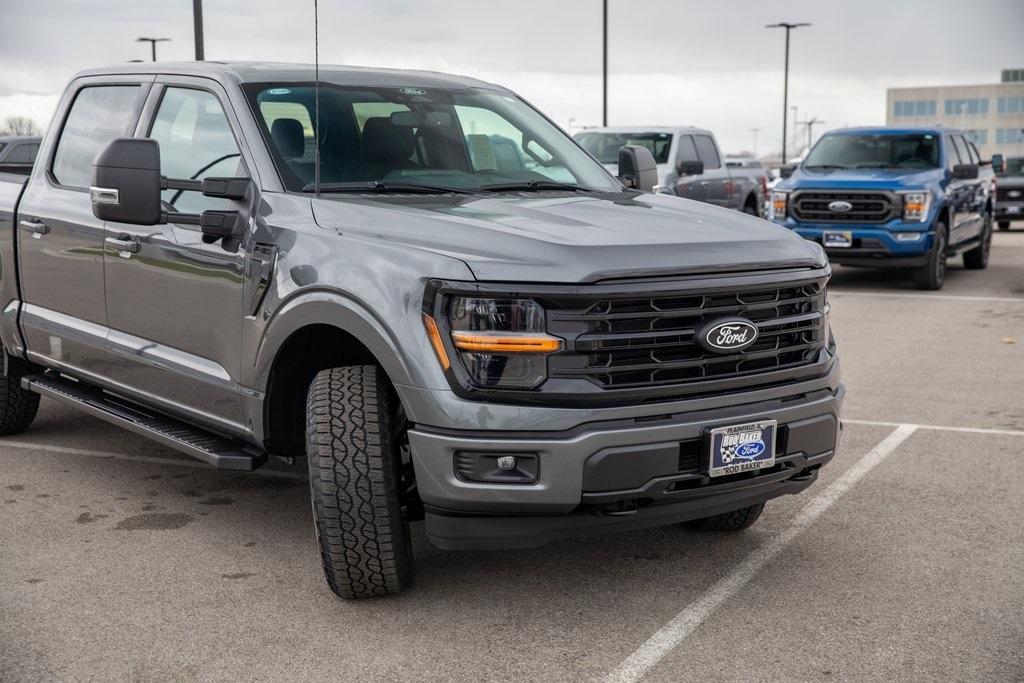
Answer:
[303, 180, 474, 194]
[478, 180, 582, 192]
[803, 164, 850, 171]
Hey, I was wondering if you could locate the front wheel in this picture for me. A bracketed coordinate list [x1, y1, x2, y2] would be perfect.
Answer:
[963, 213, 992, 270]
[0, 354, 40, 436]
[685, 503, 765, 532]
[912, 222, 948, 290]
[306, 365, 414, 599]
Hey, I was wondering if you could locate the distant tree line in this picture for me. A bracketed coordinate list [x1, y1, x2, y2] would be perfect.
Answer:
[0, 116, 42, 137]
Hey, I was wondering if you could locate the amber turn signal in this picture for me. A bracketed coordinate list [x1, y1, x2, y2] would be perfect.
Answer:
[422, 314, 451, 370]
[451, 331, 562, 353]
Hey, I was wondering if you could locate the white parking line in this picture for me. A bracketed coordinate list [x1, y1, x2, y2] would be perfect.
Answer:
[831, 291, 1024, 304]
[0, 439, 307, 480]
[604, 424, 919, 683]
[844, 418, 1024, 438]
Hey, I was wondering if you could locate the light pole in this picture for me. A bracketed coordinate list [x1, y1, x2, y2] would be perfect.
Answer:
[193, 0, 205, 60]
[602, 0, 608, 126]
[750, 128, 761, 157]
[790, 105, 798, 158]
[766, 22, 810, 164]
[136, 37, 171, 62]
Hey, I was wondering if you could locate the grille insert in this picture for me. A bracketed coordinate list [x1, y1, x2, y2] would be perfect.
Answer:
[791, 191, 896, 223]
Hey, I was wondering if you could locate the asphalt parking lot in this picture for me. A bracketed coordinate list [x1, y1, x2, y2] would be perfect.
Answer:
[2, 230, 1023, 682]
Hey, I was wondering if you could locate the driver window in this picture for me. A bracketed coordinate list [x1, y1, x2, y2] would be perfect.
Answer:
[149, 87, 245, 214]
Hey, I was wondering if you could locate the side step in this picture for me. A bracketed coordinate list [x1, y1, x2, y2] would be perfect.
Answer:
[22, 374, 267, 471]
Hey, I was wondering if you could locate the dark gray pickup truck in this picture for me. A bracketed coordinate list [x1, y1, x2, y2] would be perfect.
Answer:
[0, 62, 843, 599]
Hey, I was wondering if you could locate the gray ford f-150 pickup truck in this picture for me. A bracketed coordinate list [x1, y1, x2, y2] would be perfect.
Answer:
[0, 62, 843, 599]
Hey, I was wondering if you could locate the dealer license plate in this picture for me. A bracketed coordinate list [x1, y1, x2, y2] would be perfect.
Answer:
[823, 230, 853, 248]
[707, 420, 777, 478]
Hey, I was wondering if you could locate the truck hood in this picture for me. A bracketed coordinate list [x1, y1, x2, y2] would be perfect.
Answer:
[311, 191, 824, 283]
[997, 176, 1024, 189]
[782, 167, 945, 191]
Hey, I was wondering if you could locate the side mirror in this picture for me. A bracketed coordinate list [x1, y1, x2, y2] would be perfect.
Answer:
[991, 153, 1005, 174]
[617, 144, 658, 192]
[91, 138, 162, 225]
[952, 163, 979, 180]
[779, 164, 797, 179]
[676, 160, 704, 177]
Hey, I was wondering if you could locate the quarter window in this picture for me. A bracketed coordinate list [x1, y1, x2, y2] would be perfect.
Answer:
[693, 135, 721, 169]
[52, 85, 143, 188]
[149, 87, 245, 213]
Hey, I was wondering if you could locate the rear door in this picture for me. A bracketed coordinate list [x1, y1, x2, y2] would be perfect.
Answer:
[693, 134, 733, 209]
[101, 78, 252, 434]
[671, 135, 706, 202]
[16, 77, 150, 379]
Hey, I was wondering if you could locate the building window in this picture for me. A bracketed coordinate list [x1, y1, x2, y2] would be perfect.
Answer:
[944, 98, 989, 116]
[995, 128, 1024, 145]
[963, 129, 988, 145]
[894, 100, 936, 117]
[997, 97, 1024, 114]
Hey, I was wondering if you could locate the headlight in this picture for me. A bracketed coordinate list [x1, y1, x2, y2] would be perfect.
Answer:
[770, 191, 788, 220]
[441, 297, 562, 389]
[899, 191, 932, 223]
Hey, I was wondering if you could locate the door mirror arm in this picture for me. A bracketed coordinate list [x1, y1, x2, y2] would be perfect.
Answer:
[162, 209, 241, 244]
[162, 176, 250, 200]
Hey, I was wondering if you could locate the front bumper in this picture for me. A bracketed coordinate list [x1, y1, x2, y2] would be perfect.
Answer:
[995, 202, 1023, 220]
[773, 217, 934, 267]
[409, 361, 844, 550]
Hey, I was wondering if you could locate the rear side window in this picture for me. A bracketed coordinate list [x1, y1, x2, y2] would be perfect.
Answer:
[693, 135, 721, 169]
[966, 141, 981, 164]
[950, 136, 970, 167]
[52, 85, 142, 188]
[6, 143, 38, 163]
[675, 135, 699, 163]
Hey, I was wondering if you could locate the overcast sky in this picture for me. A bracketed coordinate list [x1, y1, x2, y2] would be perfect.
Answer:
[3, 0, 1022, 154]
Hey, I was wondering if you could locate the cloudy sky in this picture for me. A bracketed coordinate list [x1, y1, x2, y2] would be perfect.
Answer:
[3, 0, 1022, 155]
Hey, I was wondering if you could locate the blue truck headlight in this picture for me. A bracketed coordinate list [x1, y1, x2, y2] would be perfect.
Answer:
[770, 191, 788, 220]
[446, 297, 562, 389]
[898, 191, 932, 223]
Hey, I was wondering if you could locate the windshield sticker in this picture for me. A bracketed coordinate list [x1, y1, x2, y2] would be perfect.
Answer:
[399, 87, 426, 96]
[266, 88, 292, 95]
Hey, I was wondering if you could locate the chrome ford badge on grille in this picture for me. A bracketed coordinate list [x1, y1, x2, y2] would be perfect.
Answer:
[698, 318, 759, 353]
[828, 200, 853, 213]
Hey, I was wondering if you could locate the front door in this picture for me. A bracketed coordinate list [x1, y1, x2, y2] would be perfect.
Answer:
[103, 81, 252, 434]
[17, 79, 150, 380]
[692, 134, 732, 209]
[672, 135, 707, 202]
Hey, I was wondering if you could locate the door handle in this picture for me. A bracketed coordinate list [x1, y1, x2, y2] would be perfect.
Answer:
[105, 235, 140, 255]
[19, 219, 50, 237]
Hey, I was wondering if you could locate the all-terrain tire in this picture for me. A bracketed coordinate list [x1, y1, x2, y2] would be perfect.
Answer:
[306, 365, 413, 599]
[963, 213, 992, 270]
[912, 221, 948, 290]
[686, 503, 765, 532]
[0, 356, 40, 436]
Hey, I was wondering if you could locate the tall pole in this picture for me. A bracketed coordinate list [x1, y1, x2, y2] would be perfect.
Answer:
[193, 0, 205, 61]
[766, 23, 810, 165]
[136, 37, 171, 62]
[750, 128, 761, 157]
[602, 0, 608, 126]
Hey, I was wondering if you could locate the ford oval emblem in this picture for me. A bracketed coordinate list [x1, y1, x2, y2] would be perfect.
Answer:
[1009, 190, 1022, 198]
[734, 441, 766, 459]
[828, 200, 853, 213]
[697, 318, 759, 354]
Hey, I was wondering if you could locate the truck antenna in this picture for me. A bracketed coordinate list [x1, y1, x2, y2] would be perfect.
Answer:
[313, 0, 321, 197]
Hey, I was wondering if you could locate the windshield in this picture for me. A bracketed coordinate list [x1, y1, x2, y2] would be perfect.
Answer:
[574, 131, 673, 164]
[244, 83, 621, 193]
[997, 157, 1024, 177]
[803, 133, 940, 169]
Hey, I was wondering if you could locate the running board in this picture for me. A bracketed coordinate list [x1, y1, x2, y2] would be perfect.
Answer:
[22, 374, 267, 471]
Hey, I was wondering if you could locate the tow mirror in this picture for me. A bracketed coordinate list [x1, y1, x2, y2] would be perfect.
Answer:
[779, 164, 797, 179]
[991, 153, 1005, 174]
[952, 163, 979, 180]
[676, 160, 704, 177]
[91, 138, 250, 243]
[617, 144, 658, 192]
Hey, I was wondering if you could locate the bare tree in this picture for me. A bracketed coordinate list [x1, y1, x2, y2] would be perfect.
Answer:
[0, 116, 41, 137]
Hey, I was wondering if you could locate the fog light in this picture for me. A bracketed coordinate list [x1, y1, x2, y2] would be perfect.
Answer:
[894, 232, 923, 241]
[496, 455, 517, 471]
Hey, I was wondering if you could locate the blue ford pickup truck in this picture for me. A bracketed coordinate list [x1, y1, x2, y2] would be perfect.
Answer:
[769, 127, 995, 290]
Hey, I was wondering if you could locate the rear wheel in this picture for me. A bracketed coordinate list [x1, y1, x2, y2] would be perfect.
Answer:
[742, 201, 759, 217]
[998, 220, 1011, 231]
[963, 213, 992, 270]
[912, 222, 948, 290]
[686, 503, 765, 532]
[306, 365, 414, 599]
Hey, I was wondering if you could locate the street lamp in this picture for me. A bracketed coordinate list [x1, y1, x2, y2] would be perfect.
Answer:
[766, 22, 811, 164]
[136, 37, 171, 62]
[602, 0, 608, 126]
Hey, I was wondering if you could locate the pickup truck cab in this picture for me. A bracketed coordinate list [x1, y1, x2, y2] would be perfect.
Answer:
[769, 127, 995, 290]
[0, 63, 842, 599]
[995, 156, 1024, 230]
[0, 136, 41, 176]
[574, 126, 764, 216]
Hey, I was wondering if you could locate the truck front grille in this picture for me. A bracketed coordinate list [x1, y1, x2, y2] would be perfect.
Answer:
[791, 190, 896, 223]
[996, 187, 1023, 202]
[547, 277, 828, 390]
